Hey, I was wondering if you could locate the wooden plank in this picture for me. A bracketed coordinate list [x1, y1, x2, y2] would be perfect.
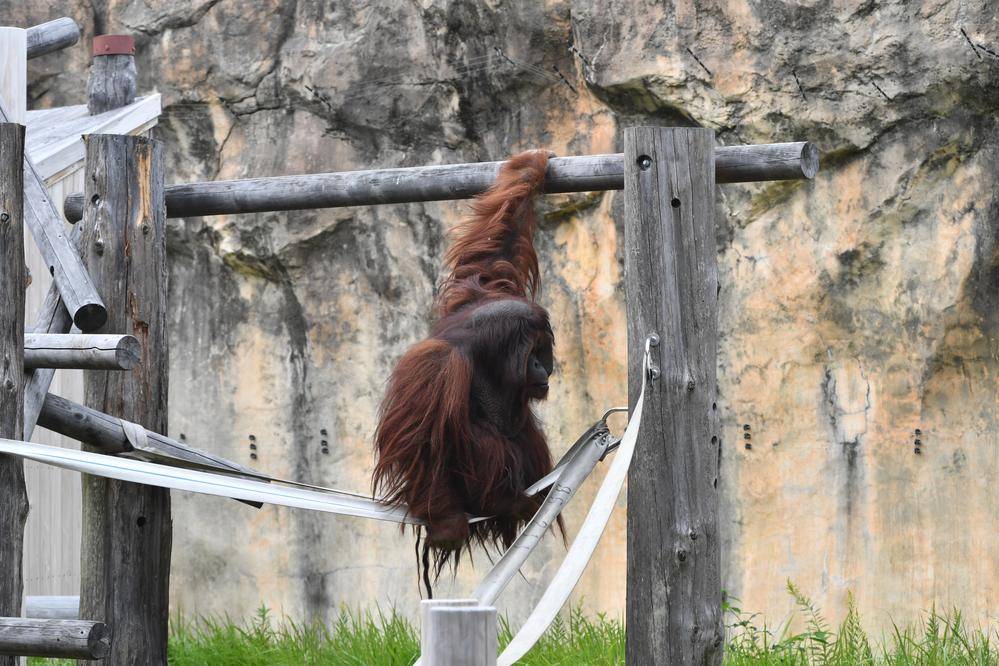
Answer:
[0, 29, 26, 124]
[87, 54, 136, 116]
[422, 605, 497, 666]
[37, 393, 262, 478]
[624, 127, 723, 664]
[26, 18, 81, 60]
[61, 142, 819, 221]
[26, 95, 162, 184]
[0, 122, 28, 666]
[22, 596, 78, 620]
[23, 334, 139, 370]
[78, 133, 170, 665]
[0, 618, 109, 659]
[0, 94, 106, 332]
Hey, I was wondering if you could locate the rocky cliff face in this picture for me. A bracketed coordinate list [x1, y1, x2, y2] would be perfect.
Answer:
[11, 0, 997, 631]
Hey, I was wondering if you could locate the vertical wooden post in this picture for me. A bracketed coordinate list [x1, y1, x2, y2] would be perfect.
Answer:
[624, 127, 723, 664]
[0, 122, 27, 666]
[422, 602, 497, 666]
[78, 134, 169, 664]
[87, 36, 136, 116]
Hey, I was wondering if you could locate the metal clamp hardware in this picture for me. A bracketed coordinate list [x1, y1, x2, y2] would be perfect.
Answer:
[599, 435, 623, 461]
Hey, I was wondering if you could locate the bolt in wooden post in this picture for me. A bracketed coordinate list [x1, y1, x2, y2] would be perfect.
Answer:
[624, 127, 723, 664]
[87, 36, 136, 116]
[78, 134, 170, 664]
[0, 122, 28, 666]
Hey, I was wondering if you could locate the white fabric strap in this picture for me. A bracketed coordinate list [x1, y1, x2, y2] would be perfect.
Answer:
[0, 438, 420, 524]
[0, 413, 612, 529]
[497, 339, 654, 665]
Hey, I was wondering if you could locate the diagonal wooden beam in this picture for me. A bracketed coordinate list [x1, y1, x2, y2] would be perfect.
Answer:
[37, 393, 261, 478]
[0, 93, 106, 331]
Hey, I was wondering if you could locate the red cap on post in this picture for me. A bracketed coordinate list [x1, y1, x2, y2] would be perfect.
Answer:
[92, 35, 134, 56]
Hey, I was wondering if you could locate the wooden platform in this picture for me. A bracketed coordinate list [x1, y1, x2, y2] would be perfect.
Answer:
[26, 94, 160, 184]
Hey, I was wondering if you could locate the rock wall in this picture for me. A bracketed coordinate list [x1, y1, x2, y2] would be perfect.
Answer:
[10, 0, 997, 632]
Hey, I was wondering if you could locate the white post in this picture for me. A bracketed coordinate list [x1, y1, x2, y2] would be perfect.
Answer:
[0, 28, 26, 123]
[421, 600, 497, 666]
[419, 599, 477, 653]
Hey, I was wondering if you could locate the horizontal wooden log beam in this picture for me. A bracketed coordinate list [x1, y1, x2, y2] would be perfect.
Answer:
[63, 142, 819, 221]
[26, 18, 81, 60]
[0, 617, 109, 659]
[23, 333, 140, 370]
[23, 596, 79, 620]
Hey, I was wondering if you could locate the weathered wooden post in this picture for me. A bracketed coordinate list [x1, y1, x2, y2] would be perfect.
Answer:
[77, 134, 170, 664]
[624, 127, 723, 664]
[87, 36, 136, 116]
[0, 121, 28, 666]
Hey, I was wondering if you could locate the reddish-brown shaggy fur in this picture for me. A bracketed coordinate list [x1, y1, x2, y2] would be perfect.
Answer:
[373, 150, 557, 587]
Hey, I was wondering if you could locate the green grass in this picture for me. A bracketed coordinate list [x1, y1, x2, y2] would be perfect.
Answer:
[27, 584, 998, 665]
[724, 582, 997, 665]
